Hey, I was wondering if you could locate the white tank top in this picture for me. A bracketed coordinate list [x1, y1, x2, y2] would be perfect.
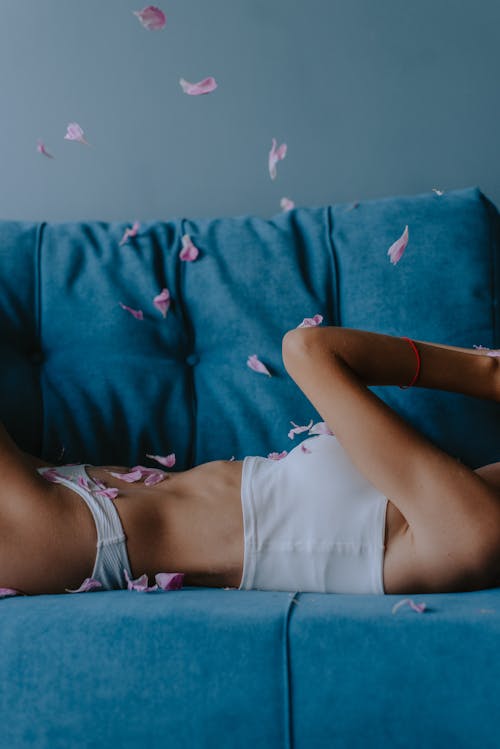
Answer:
[239, 434, 388, 594]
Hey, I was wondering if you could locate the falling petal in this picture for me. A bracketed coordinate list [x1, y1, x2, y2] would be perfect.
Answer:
[124, 568, 158, 592]
[297, 314, 323, 328]
[268, 138, 287, 180]
[65, 578, 103, 593]
[280, 197, 295, 212]
[387, 225, 409, 265]
[119, 221, 140, 246]
[308, 421, 333, 436]
[391, 598, 427, 614]
[288, 419, 314, 440]
[268, 451, 288, 460]
[0, 587, 25, 598]
[155, 572, 184, 590]
[247, 354, 272, 376]
[301, 444, 312, 454]
[146, 453, 176, 468]
[153, 288, 171, 318]
[179, 77, 218, 95]
[179, 234, 200, 261]
[107, 469, 144, 483]
[229, 456, 235, 461]
[36, 139, 54, 159]
[119, 302, 144, 320]
[432, 188, 444, 196]
[133, 5, 166, 30]
[64, 122, 90, 146]
[345, 201, 360, 212]
[144, 472, 167, 486]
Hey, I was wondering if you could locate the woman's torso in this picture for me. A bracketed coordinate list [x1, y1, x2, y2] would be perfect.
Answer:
[44, 450, 410, 594]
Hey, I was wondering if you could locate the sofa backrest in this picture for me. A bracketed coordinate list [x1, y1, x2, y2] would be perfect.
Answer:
[0, 186, 498, 469]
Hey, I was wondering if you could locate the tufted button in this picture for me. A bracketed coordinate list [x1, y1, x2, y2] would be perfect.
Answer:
[185, 353, 200, 367]
[31, 350, 44, 365]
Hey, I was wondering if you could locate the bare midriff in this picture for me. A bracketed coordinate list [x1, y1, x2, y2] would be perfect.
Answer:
[73, 460, 409, 592]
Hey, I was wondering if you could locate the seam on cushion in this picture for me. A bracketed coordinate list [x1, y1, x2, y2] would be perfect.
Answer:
[34, 222, 46, 458]
[179, 218, 198, 468]
[282, 591, 299, 749]
[324, 205, 342, 326]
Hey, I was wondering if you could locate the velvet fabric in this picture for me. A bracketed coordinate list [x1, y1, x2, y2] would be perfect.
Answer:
[0, 186, 499, 747]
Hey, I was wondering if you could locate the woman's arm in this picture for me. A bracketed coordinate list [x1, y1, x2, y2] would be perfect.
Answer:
[284, 326, 499, 402]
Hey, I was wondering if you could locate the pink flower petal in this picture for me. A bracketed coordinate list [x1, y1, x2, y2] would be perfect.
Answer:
[39, 468, 66, 483]
[64, 122, 90, 145]
[268, 451, 288, 460]
[0, 587, 25, 598]
[247, 354, 272, 376]
[155, 572, 184, 590]
[179, 77, 218, 95]
[77, 476, 93, 491]
[153, 288, 171, 318]
[95, 487, 119, 500]
[308, 421, 334, 436]
[432, 188, 444, 196]
[119, 302, 144, 320]
[301, 444, 312, 454]
[280, 197, 295, 212]
[391, 598, 427, 614]
[146, 453, 176, 468]
[288, 419, 314, 440]
[268, 138, 287, 180]
[473, 345, 500, 357]
[179, 234, 200, 261]
[387, 225, 409, 265]
[36, 139, 54, 159]
[297, 314, 323, 328]
[65, 578, 103, 593]
[133, 5, 166, 30]
[124, 568, 158, 592]
[144, 472, 168, 486]
[107, 469, 144, 483]
[119, 221, 140, 246]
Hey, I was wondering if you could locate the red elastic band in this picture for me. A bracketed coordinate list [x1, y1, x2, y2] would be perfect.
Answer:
[398, 337, 421, 389]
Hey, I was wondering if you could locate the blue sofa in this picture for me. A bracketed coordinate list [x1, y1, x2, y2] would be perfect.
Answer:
[0, 186, 499, 748]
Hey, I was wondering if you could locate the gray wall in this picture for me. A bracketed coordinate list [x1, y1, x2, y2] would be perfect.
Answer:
[0, 0, 498, 221]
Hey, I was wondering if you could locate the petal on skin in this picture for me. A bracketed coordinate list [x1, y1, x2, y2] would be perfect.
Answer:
[153, 288, 171, 318]
[36, 139, 54, 158]
[308, 421, 334, 436]
[39, 468, 65, 483]
[65, 578, 103, 593]
[487, 351, 500, 357]
[280, 197, 295, 212]
[387, 225, 409, 265]
[155, 572, 185, 590]
[119, 221, 140, 246]
[0, 587, 25, 598]
[119, 302, 144, 320]
[95, 487, 119, 500]
[391, 598, 427, 614]
[144, 472, 168, 486]
[108, 469, 144, 482]
[268, 138, 287, 180]
[301, 444, 312, 454]
[247, 354, 272, 376]
[288, 419, 314, 439]
[146, 453, 176, 468]
[179, 234, 200, 261]
[179, 77, 218, 95]
[268, 451, 288, 460]
[473, 345, 500, 357]
[133, 5, 166, 30]
[297, 314, 323, 328]
[64, 122, 90, 145]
